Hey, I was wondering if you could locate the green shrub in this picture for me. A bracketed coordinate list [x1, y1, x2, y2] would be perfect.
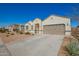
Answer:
[65, 39, 79, 56]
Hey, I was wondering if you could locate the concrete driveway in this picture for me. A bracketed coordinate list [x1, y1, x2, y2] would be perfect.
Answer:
[0, 38, 11, 56]
[6, 34, 64, 56]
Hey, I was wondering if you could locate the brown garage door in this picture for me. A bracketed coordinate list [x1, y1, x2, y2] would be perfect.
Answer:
[43, 24, 65, 35]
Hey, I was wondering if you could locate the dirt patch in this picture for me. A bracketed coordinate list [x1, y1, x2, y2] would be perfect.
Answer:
[0, 32, 31, 44]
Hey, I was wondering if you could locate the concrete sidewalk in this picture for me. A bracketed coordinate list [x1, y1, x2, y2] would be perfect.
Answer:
[6, 34, 64, 56]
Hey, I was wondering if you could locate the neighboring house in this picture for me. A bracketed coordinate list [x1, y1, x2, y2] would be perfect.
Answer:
[8, 25, 14, 32]
[20, 24, 25, 32]
[24, 15, 71, 36]
[14, 24, 25, 32]
[7, 24, 22, 32]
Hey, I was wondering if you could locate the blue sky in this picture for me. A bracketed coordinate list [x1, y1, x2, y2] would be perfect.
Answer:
[0, 3, 78, 27]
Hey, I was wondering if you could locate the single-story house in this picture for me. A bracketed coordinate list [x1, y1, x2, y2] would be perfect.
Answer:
[6, 24, 24, 32]
[24, 15, 71, 36]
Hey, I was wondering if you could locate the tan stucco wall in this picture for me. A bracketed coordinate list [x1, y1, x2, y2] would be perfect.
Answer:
[24, 21, 33, 33]
[42, 15, 71, 36]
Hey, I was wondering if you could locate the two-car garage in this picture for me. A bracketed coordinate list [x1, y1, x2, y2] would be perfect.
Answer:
[43, 24, 65, 35]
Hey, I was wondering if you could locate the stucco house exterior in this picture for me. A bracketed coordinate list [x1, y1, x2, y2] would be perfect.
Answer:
[24, 21, 33, 33]
[8, 24, 23, 32]
[24, 15, 71, 36]
[8, 25, 14, 32]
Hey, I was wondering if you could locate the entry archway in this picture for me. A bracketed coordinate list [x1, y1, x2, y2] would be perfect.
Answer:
[35, 23, 39, 34]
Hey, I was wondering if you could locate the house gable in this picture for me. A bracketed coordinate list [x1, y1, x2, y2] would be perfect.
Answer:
[25, 21, 33, 26]
[33, 18, 42, 24]
[42, 15, 70, 25]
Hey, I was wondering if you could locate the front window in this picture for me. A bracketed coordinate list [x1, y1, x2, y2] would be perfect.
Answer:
[21, 25, 24, 30]
[26, 26, 28, 30]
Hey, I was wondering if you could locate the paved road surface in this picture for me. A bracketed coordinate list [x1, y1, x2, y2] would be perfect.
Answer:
[6, 34, 64, 56]
[0, 38, 11, 56]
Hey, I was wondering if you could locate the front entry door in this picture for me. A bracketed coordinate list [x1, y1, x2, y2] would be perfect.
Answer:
[35, 24, 39, 34]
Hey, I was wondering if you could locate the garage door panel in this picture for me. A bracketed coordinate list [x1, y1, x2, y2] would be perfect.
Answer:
[43, 24, 65, 35]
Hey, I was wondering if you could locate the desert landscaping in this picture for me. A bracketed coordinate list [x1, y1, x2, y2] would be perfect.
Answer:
[0, 26, 78, 56]
[0, 31, 64, 56]
[0, 33, 31, 43]
[0, 26, 79, 56]
[0, 32, 68, 56]
[0, 23, 78, 56]
[58, 26, 79, 56]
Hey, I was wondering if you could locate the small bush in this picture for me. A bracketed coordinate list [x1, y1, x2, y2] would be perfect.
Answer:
[65, 39, 79, 56]
[6, 34, 10, 37]
[7, 32, 10, 34]
[17, 31, 24, 34]
[0, 28, 9, 33]
[11, 33, 14, 35]
[25, 32, 31, 35]
[20, 32, 24, 34]
[0, 30, 5, 33]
